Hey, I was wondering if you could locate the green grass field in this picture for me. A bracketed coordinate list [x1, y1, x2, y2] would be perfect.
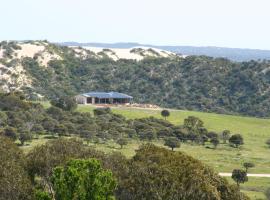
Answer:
[77, 105, 270, 173]
[30, 103, 270, 199]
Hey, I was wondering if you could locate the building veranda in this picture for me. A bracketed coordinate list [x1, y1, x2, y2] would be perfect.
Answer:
[75, 92, 133, 105]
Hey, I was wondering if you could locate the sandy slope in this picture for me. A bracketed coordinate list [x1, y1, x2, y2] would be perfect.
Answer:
[76, 46, 177, 61]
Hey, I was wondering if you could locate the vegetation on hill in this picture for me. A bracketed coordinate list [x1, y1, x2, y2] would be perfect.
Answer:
[2, 41, 270, 117]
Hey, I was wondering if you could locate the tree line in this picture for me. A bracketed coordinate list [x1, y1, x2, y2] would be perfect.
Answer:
[0, 93, 246, 151]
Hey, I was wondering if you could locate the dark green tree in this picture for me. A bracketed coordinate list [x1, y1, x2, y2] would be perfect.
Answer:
[161, 109, 170, 120]
[210, 137, 220, 149]
[243, 162, 255, 173]
[231, 169, 248, 187]
[229, 134, 244, 148]
[51, 159, 116, 200]
[117, 138, 128, 149]
[164, 137, 180, 151]
[2, 126, 17, 141]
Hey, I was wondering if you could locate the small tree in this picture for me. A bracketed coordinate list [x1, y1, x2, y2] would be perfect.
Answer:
[243, 162, 255, 173]
[161, 110, 170, 120]
[221, 130, 231, 143]
[34, 189, 52, 200]
[231, 169, 248, 187]
[51, 159, 116, 200]
[3, 126, 17, 141]
[229, 134, 244, 148]
[266, 139, 270, 148]
[117, 138, 128, 149]
[200, 135, 208, 145]
[50, 96, 77, 112]
[210, 138, 220, 149]
[164, 137, 180, 151]
[19, 132, 32, 146]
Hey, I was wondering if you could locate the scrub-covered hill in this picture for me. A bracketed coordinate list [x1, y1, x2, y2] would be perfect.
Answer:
[1, 40, 270, 117]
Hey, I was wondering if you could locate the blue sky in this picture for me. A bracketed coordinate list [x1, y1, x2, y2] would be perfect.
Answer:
[1, 0, 270, 49]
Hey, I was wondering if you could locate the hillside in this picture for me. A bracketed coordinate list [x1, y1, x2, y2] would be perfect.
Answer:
[2, 41, 270, 117]
[62, 42, 270, 61]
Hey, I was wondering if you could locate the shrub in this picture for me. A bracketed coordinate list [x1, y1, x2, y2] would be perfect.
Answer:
[229, 134, 244, 148]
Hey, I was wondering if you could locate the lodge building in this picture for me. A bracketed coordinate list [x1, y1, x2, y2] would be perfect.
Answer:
[75, 92, 133, 105]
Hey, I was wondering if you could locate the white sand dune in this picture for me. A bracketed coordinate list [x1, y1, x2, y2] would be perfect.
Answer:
[17, 44, 45, 58]
[74, 46, 177, 61]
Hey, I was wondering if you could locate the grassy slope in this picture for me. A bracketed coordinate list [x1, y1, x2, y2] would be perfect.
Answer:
[33, 103, 270, 199]
[77, 105, 270, 174]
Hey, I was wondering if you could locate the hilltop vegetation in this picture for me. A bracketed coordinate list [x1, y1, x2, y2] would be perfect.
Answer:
[2, 41, 270, 117]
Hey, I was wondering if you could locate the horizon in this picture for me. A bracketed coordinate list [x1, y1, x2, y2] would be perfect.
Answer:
[1, 0, 270, 50]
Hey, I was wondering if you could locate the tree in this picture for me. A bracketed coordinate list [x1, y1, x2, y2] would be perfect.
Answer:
[50, 96, 77, 112]
[161, 109, 170, 120]
[265, 187, 270, 200]
[207, 131, 218, 139]
[229, 134, 244, 148]
[231, 169, 248, 186]
[19, 132, 32, 146]
[34, 190, 52, 200]
[210, 137, 220, 149]
[51, 159, 116, 200]
[54, 124, 68, 137]
[221, 130, 231, 143]
[116, 144, 249, 200]
[138, 129, 156, 141]
[184, 116, 204, 134]
[266, 139, 270, 148]
[26, 138, 105, 197]
[0, 136, 33, 200]
[243, 162, 255, 173]
[164, 137, 180, 151]
[2, 126, 17, 141]
[0, 112, 7, 127]
[117, 138, 128, 149]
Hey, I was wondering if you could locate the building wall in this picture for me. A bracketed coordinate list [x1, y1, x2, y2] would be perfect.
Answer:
[75, 95, 87, 104]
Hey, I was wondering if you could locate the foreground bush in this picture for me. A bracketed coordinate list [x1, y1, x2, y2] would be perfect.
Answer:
[26, 139, 249, 200]
[0, 136, 33, 200]
[52, 159, 116, 200]
[115, 144, 249, 200]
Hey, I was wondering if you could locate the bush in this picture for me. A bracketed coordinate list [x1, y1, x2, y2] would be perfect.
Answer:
[116, 144, 249, 200]
[51, 159, 116, 200]
[164, 137, 180, 151]
[229, 134, 244, 148]
[50, 96, 77, 111]
[117, 138, 128, 149]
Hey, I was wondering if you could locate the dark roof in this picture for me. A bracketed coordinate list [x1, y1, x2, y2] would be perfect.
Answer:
[82, 92, 133, 99]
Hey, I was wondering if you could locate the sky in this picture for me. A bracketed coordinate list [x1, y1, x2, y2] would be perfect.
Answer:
[1, 0, 270, 49]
